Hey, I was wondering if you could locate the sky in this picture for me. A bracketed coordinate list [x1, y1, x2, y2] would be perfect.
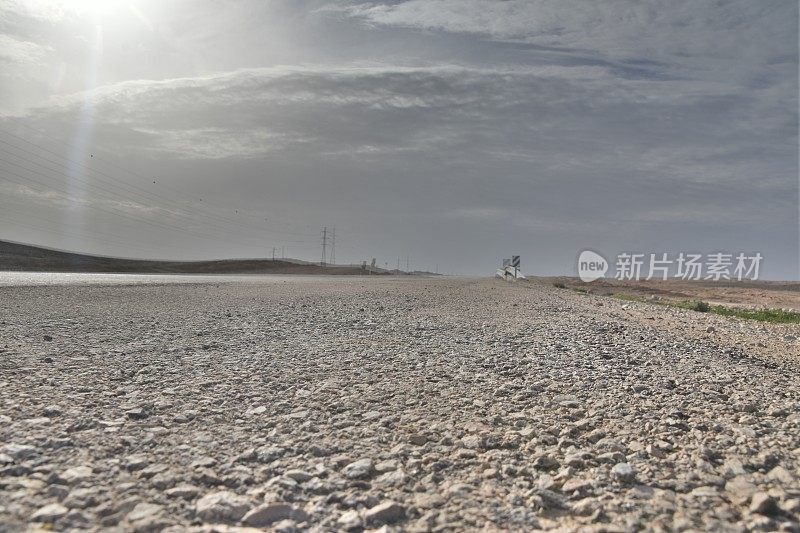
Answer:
[0, 0, 797, 278]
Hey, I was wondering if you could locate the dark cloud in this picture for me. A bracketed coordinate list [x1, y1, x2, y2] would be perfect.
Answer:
[0, 0, 796, 277]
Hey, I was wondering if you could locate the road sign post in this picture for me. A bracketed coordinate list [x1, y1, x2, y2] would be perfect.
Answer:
[496, 256, 525, 281]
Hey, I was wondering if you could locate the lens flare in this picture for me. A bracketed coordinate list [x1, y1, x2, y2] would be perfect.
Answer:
[64, 22, 103, 250]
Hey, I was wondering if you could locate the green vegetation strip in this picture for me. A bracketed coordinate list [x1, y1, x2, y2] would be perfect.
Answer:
[612, 293, 800, 324]
[552, 283, 800, 324]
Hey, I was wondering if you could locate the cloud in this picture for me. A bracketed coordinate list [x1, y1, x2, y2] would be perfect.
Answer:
[20, 65, 601, 158]
[130, 127, 301, 160]
[17, 62, 786, 171]
[0, 181, 72, 208]
[0, 180, 163, 215]
[336, 1, 797, 73]
[0, 34, 51, 65]
[5, 58, 791, 241]
[0, 1, 794, 275]
[0, 0, 69, 25]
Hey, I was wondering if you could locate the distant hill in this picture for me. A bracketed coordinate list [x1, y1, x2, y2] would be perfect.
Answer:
[0, 239, 381, 275]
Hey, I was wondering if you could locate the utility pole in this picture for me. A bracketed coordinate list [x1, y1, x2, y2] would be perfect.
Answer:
[330, 227, 336, 265]
[397, 257, 400, 271]
[406, 255, 410, 272]
[272, 247, 276, 261]
[321, 226, 328, 265]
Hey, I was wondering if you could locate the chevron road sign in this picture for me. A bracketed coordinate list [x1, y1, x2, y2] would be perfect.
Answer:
[496, 255, 524, 281]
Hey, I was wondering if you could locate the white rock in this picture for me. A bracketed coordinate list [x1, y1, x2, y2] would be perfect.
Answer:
[376, 468, 407, 487]
[242, 503, 309, 527]
[284, 469, 313, 482]
[766, 465, 794, 484]
[461, 435, 482, 449]
[127, 502, 163, 522]
[338, 509, 362, 530]
[31, 503, 68, 522]
[342, 458, 373, 479]
[190, 455, 217, 468]
[124, 454, 149, 471]
[274, 518, 298, 532]
[61, 466, 93, 484]
[750, 492, 779, 515]
[364, 501, 405, 525]
[611, 462, 635, 482]
[165, 484, 201, 500]
[374, 460, 399, 473]
[195, 491, 252, 523]
[2, 443, 37, 460]
[725, 476, 757, 505]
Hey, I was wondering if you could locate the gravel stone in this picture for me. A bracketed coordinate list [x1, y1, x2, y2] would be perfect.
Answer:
[165, 485, 201, 500]
[242, 503, 310, 527]
[1, 277, 798, 531]
[126, 502, 163, 522]
[342, 458, 373, 479]
[284, 469, 313, 482]
[750, 492, 780, 516]
[611, 462, 635, 482]
[194, 491, 251, 523]
[2, 444, 37, 460]
[125, 408, 148, 420]
[60, 465, 92, 484]
[461, 435, 482, 449]
[31, 503, 68, 522]
[364, 501, 405, 525]
[124, 455, 149, 471]
[337, 509, 362, 529]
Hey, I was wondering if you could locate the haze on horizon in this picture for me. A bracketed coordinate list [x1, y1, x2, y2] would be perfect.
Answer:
[0, 0, 797, 278]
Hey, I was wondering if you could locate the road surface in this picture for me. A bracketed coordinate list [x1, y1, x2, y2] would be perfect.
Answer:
[0, 277, 798, 531]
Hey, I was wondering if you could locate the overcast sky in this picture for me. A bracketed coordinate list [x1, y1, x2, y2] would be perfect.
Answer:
[0, 0, 797, 278]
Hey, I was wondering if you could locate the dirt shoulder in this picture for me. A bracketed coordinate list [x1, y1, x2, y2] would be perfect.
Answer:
[540, 276, 800, 311]
[536, 277, 800, 364]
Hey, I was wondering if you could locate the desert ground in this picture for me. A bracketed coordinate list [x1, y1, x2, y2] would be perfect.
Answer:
[544, 277, 800, 312]
[0, 276, 798, 532]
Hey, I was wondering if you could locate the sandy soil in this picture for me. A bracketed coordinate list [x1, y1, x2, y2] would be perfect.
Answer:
[0, 277, 798, 532]
[542, 277, 800, 312]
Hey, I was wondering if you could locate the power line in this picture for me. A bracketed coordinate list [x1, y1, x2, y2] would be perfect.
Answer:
[321, 226, 327, 265]
[6, 121, 321, 233]
[0, 148, 322, 249]
[0, 133, 318, 240]
[0, 122, 353, 263]
[0, 167, 285, 249]
[330, 226, 336, 265]
[0, 154, 315, 249]
[0, 210, 173, 256]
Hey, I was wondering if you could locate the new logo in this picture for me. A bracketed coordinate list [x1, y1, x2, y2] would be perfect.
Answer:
[577, 250, 608, 282]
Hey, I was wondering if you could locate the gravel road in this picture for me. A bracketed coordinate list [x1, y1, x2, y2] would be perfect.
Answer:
[1, 277, 798, 532]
